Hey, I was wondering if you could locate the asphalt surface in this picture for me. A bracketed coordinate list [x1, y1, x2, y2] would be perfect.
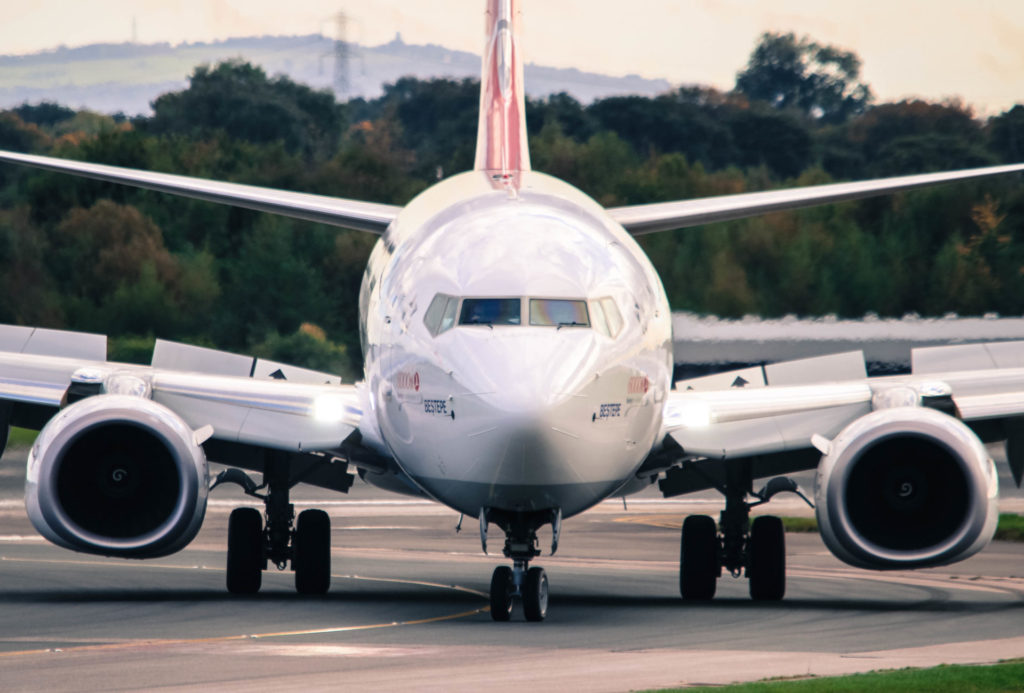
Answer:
[2, 446, 1024, 692]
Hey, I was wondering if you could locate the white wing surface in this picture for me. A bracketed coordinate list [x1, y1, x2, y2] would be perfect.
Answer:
[609, 163, 1024, 236]
[0, 150, 400, 235]
[0, 327, 361, 453]
[662, 342, 1024, 462]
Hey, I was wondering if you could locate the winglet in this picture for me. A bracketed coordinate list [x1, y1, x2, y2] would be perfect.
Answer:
[474, 0, 530, 177]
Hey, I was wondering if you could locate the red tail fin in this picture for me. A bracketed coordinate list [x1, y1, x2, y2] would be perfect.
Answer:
[474, 0, 530, 176]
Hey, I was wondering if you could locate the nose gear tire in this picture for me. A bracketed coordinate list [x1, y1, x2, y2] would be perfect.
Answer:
[523, 566, 548, 622]
[490, 565, 514, 621]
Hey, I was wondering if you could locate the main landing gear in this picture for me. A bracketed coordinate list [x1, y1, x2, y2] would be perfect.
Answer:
[212, 452, 333, 595]
[482, 508, 560, 622]
[678, 464, 810, 602]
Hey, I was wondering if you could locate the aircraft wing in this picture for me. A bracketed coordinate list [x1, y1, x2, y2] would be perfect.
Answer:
[0, 150, 400, 235]
[0, 326, 362, 454]
[660, 342, 1024, 463]
[608, 163, 1024, 236]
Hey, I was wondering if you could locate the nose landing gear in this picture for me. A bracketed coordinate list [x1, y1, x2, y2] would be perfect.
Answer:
[483, 508, 558, 622]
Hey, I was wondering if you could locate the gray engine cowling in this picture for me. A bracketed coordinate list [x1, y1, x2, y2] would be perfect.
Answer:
[815, 407, 998, 570]
[25, 395, 208, 558]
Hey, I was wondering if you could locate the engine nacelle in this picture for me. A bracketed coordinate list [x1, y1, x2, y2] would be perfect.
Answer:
[26, 395, 208, 558]
[815, 407, 998, 570]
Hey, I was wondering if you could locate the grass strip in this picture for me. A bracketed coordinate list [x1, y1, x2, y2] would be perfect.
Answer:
[780, 514, 1024, 542]
[993, 513, 1024, 542]
[643, 659, 1024, 693]
[778, 516, 819, 533]
[8, 427, 37, 447]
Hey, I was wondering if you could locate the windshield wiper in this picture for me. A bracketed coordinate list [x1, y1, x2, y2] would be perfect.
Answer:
[556, 321, 586, 330]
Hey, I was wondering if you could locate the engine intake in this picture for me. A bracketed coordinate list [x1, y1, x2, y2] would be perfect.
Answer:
[26, 395, 208, 558]
[815, 407, 997, 569]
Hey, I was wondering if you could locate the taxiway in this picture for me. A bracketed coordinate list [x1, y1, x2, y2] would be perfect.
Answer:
[1, 448, 1023, 692]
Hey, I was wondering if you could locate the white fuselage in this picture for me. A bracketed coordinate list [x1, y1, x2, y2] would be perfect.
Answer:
[359, 171, 673, 518]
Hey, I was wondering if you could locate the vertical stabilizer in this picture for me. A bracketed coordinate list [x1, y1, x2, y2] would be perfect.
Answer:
[474, 0, 531, 176]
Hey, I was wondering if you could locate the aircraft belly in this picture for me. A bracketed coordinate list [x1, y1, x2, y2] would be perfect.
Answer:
[412, 477, 625, 518]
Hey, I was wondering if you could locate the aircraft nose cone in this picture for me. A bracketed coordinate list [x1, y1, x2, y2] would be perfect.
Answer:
[447, 329, 598, 414]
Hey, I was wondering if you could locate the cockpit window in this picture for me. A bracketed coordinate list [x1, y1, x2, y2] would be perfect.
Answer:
[439, 296, 460, 333]
[459, 298, 521, 326]
[601, 297, 624, 337]
[589, 299, 609, 335]
[424, 293, 461, 336]
[424, 294, 449, 336]
[426, 295, 619, 336]
[590, 297, 624, 338]
[529, 299, 589, 327]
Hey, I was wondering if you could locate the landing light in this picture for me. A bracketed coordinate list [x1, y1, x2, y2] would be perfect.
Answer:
[669, 400, 713, 429]
[312, 394, 349, 423]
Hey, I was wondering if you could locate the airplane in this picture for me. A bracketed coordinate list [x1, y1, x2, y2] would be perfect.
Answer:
[1, 0, 1024, 622]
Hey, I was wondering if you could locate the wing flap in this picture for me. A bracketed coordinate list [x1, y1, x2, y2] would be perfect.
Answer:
[152, 339, 341, 384]
[676, 366, 766, 391]
[151, 339, 253, 377]
[912, 340, 1024, 373]
[0, 324, 106, 360]
[764, 351, 867, 386]
[675, 351, 867, 392]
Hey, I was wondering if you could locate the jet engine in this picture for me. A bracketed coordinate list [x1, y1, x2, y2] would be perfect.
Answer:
[25, 395, 208, 558]
[815, 406, 998, 570]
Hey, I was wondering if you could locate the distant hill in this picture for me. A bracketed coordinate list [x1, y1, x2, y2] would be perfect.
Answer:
[0, 34, 673, 115]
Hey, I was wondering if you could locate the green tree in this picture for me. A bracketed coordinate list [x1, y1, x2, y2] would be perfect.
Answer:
[148, 60, 344, 159]
[527, 92, 593, 141]
[736, 32, 872, 123]
[726, 108, 812, 178]
[12, 102, 75, 129]
[0, 208, 62, 326]
[0, 112, 46, 152]
[586, 93, 737, 170]
[988, 105, 1024, 164]
[252, 323, 354, 381]
[215, 216, 327, 348]
[844, 100, 992, 175]
[51, 200, 178, 306]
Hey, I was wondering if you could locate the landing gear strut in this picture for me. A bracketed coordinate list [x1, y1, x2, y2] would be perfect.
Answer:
[214, 451, 333, 595]
[483, 508, 558, 622]
[677, 461, 807, 601]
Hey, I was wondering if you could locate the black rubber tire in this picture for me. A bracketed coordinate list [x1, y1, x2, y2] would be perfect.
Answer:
[679, 514, 718, 600]
[490, 566, 514, 621]
[294, 509, 331, 595]
[523, 566, 549, 622]
[226, 507, 263, 594]
[748, 515, 786, 601]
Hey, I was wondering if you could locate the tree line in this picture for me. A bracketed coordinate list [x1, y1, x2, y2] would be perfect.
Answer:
[0, 33, 1022, 375]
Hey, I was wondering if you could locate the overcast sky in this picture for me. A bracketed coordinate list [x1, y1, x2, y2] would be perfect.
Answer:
[1, 0, 1021, 114]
